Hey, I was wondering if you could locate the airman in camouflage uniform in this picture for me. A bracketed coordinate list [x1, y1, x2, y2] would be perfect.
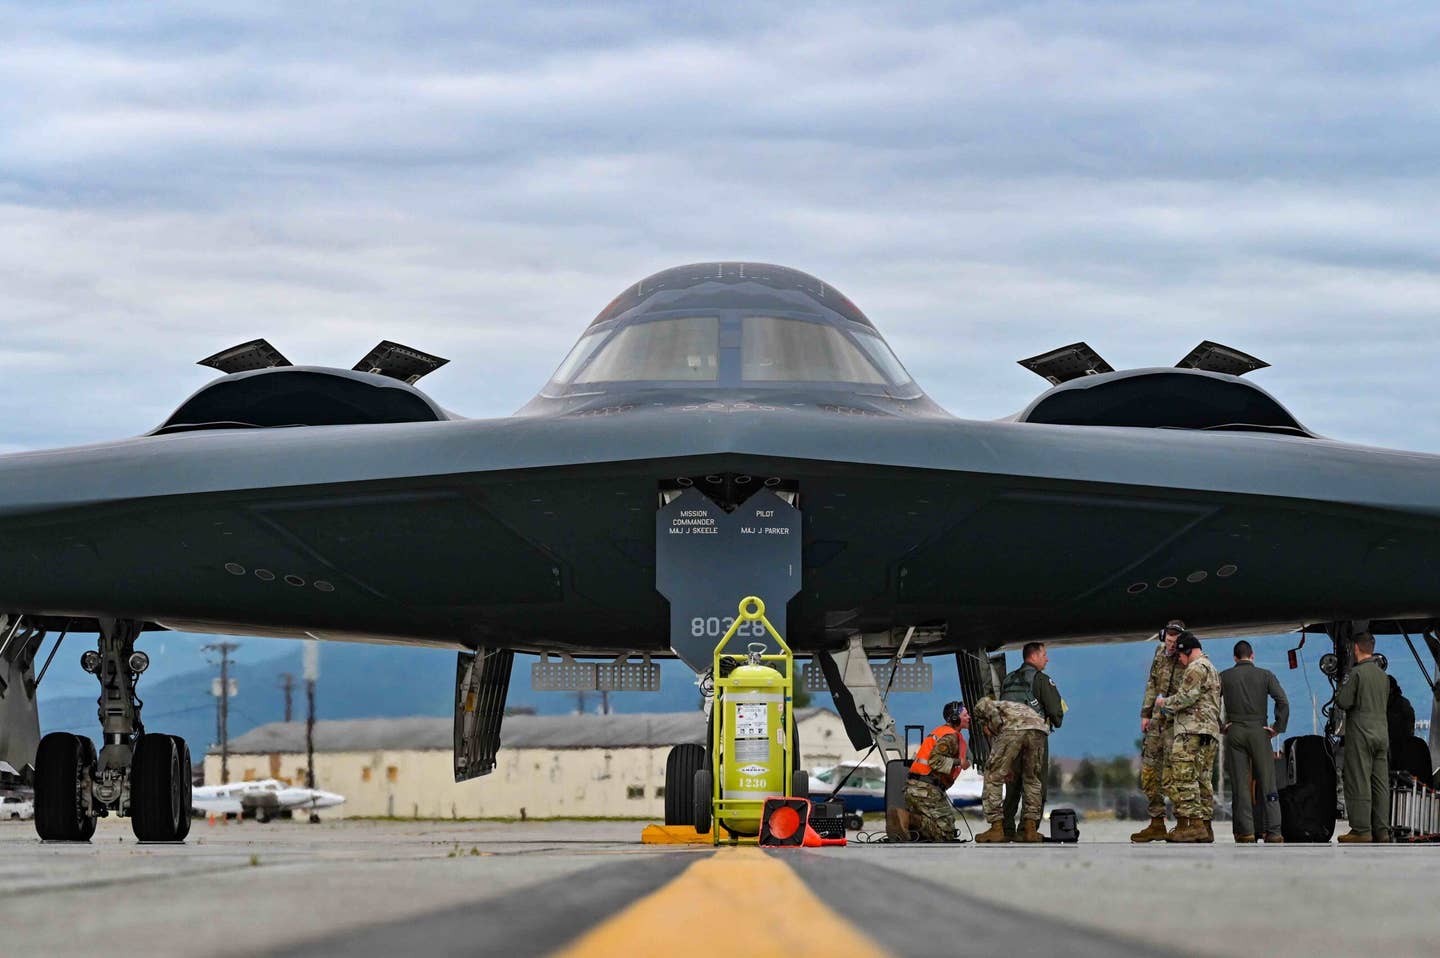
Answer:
[902, 701, 969, 842]
[1158, 632, 1221, 843]
[903, 776, 958, 842]
[971, 696, 1050, 843]
[1132, 621, 1186, 842]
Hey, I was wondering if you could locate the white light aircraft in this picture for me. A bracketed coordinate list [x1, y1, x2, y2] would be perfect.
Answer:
[192, 779, 345, 823]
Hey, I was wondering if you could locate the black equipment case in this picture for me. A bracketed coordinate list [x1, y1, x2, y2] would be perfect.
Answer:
[1048, 807, 1079, 843]
[1277, 734, 1337, 842]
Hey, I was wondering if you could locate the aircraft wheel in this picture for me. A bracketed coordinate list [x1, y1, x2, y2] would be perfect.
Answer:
[692, 769, 713, 834]
[74, 736, 98, 841]
[309, 813, 321, 824]
[664, 744, 705, 825]
[844, 813, 864, 831]
[34, 732, 97, 842]
[168, 735, 192, 841]
[131, 733, 188, 842]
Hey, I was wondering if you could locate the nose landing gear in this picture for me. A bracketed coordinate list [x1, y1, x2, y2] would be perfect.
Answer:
[33, 619, 191, 842]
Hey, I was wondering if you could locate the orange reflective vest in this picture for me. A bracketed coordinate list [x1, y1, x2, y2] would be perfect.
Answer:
[909, 724, 965, 783]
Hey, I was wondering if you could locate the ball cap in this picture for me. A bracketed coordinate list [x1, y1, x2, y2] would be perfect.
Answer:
[1174, 631, 1201, 653]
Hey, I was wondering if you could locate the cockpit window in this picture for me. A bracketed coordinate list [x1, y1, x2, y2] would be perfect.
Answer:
[551, 330, 608, 384]
[852, 330, 913, 385]
[573, 316, 719, 382]
[741, 316, 887, 383]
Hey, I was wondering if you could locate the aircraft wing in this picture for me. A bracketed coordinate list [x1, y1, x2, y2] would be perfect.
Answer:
[191, 796, 244, 816]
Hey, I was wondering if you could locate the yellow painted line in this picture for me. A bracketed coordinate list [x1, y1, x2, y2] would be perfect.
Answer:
[554, 847, 889, 958]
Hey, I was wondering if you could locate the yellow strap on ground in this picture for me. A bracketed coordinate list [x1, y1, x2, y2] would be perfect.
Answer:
[555, 847, 889, 958]
[640, 824, 713, 845]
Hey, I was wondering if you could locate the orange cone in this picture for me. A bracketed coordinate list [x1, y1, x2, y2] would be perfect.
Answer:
[804, 823, 847, 847]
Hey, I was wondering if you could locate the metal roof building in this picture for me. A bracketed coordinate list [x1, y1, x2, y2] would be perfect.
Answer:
[204, 709, 863, 820]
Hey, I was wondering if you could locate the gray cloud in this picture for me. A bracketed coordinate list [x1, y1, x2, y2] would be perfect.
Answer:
[3, 0, 1440, 454]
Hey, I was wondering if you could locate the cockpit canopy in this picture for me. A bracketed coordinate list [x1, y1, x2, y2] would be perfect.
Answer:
[543, 263, 918, 396]
[553, 314, 911, 387]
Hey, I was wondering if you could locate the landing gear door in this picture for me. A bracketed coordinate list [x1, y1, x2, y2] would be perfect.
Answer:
[655, 488, 801, 672]
[0, 616, 42, 782]
[954, 649, 1005, 771]
[454, 649, 514, 784]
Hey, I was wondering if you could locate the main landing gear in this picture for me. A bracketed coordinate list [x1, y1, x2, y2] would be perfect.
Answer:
[33, 619, 191, 842]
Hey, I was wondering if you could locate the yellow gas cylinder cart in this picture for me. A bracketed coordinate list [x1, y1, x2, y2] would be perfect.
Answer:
[693, 596, 802, 843]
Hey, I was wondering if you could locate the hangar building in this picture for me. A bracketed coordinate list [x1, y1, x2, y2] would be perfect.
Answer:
[204, 708, 866, 819]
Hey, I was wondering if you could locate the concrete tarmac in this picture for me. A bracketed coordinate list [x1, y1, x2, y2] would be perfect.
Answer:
[1, 817, 1434, 957]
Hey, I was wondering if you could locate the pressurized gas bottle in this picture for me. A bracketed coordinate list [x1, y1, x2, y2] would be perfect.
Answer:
[719, 642, 790, 835]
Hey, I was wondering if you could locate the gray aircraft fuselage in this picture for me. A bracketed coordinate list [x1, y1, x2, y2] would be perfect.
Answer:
[2, 262, 1439, 659]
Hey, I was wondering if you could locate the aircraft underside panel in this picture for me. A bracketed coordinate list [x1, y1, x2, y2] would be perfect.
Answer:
[249, 492, 564, 606]
[897, 493, 1216, 604]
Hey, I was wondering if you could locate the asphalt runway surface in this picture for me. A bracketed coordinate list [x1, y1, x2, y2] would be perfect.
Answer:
[2, 817, 1435, 957]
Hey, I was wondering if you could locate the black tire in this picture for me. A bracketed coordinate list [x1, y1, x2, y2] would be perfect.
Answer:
[790, 769, 809, 800]
[693, 769, 713, 834]
[34, 732, 95, 842]
[704, 711, 715, 772]
[664, 743, 706, 825]
[309, 813, 321, 824]
[131, 732, 187, 842]
[168, 736, 192, 841]
[844, 813, 864, 831]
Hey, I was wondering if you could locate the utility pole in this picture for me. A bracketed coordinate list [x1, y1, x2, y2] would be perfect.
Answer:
[204, 642, 240, 784]
[303, 642, 319, 789]
[278, 672, 295, 723]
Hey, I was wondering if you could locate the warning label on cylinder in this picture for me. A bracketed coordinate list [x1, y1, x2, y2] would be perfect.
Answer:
[734, 739, 769, 761]
[734, 704, 768, 739]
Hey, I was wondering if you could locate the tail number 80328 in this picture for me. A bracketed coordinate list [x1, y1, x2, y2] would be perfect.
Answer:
[690, 616, 766, 639]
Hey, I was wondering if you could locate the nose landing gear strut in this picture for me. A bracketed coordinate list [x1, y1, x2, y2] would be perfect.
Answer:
[34, 619, 191, 842]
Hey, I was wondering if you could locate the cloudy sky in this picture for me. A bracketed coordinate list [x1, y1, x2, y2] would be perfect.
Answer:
[5, 1, 1440, 455]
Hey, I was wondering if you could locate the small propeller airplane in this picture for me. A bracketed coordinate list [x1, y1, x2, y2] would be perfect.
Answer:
[190, 779, 345, 823]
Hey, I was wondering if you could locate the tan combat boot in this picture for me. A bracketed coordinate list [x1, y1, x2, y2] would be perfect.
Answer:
[1167, 817, 1209, 843]
[1234, 833, 1257, 843]
[1018, 820, 1043, 843]
[1201, 819, 1214, 843]
[1130, 817, 1168, 843]
[1262, 833, 1284, 844]
[1337, 830, 1371, 843]
[974, 821, 1008, 843]
[1164, 816, 1189, 841]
